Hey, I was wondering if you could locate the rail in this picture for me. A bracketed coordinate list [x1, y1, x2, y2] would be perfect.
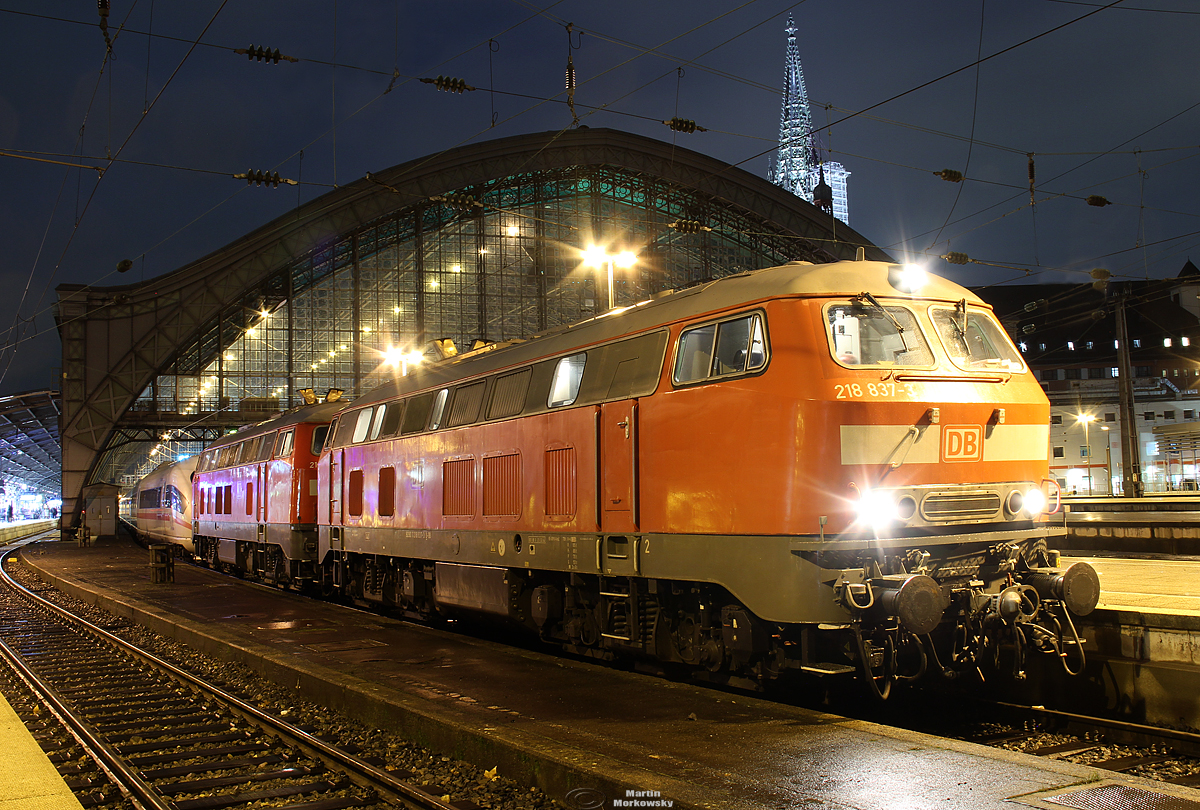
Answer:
[0, 535, 464, 810]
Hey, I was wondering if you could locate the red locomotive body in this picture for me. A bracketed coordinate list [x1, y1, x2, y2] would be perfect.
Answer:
[192, 402, 341, 585]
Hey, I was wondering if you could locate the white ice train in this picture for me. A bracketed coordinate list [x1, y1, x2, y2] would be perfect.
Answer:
[132, 457, 198, 553]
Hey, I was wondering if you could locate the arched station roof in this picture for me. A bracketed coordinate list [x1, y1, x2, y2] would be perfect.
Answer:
[55, 127, 889, 523]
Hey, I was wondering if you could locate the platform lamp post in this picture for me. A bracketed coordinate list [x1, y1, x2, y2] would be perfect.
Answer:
[1078, 413, 1095, 495]
[1101, 425, 1113, 495]
[582, 245, 637, 310]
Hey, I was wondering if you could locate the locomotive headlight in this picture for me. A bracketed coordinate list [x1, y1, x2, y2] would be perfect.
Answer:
[1022, 486, 1047, 517]
[888, 263, 928, 294]
[856, 489, 899, 529]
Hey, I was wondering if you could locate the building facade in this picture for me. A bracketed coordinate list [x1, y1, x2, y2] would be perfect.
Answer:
[979, 261, 1200, 495]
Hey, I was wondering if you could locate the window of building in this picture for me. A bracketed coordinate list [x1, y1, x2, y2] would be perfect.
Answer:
[1187, 410, 1195, 420]
[1065, 368, 1082, 380]
[1134, 339, 1142, 348]
[1050, 414, 1063, 425]
[1135, 366, 1152, 377]
[1080, 447, 1089, 458]
[1111, 367, 1119, 377]
[1053, 446, 1065, 458]
[1068, 341, 1075, 351]
[1086, 342, 1094, 350]
[1144, 412, 1156, 421]
[1105, 413, 1116, 422]
[1040, 369, 1058, 382]
[1165, 410, 1176, 419]
[1088, 368, 1104, 379]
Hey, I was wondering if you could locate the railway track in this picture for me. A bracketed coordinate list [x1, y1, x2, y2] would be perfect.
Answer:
[0, 537, 477, 810]
[961, 701, 1200, 786]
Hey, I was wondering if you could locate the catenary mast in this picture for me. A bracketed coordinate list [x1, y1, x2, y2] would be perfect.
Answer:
[771, 15, 850, 225]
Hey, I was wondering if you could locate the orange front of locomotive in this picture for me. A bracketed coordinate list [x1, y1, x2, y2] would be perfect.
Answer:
[804, 288, 1056, 541]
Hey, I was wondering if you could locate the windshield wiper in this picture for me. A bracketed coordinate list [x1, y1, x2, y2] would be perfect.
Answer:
[857, 292, 912, 353]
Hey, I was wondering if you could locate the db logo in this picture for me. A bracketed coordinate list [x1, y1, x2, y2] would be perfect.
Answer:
[942, 425, 983, 462]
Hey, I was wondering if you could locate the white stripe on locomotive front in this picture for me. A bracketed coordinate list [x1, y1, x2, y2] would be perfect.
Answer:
[839, 424, 1049, 465]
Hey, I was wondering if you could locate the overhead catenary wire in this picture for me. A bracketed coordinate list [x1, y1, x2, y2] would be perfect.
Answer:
[5, 0, 1196, 365]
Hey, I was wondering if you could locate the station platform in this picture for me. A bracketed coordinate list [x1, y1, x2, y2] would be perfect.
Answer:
[18, 537, 1200, 810]
[1065, 555, 1200, 616]
[0, 692, 84, 809]
[0, 521, 83, 809]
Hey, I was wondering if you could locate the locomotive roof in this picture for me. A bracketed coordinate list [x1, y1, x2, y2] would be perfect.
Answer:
[203, 401, 346, 451]
[352, 259, 986, 408]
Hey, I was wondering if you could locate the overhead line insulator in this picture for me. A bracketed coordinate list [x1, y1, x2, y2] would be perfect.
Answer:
[1086, 195, 1112, 207]
[431, 192, 481, 212]
[942, 252, 970, 265]
[420, 76, 475, 93]
[234, 45, 298, 64]
[670, 219, 711, 234]
[234, 170, 297, 187]
[663, 117, 706, 133]
[935, 169, 964, 182]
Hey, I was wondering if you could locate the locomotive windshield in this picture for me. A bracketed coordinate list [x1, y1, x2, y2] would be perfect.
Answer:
[930, 303, 1024, 372]
[825, 302, 934, 367]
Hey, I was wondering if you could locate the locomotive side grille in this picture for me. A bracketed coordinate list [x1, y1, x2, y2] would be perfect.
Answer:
[483, 453, 521, 517]
[922, 492, 1001, 520]
[443, 458, 476, 516]
[545, 447, 577, 516]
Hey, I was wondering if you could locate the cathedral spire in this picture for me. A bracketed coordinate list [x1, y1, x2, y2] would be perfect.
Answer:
[770, 15, 851, 224]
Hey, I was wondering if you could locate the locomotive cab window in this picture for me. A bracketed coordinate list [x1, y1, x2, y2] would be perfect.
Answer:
[825, 301, 933, 367]
[673, 313, 768, 385]
[930, 303, 1025, 373]
[275, 429, 296, 458]
[311, 426, 330, 455]
[548, 353, 586, 407]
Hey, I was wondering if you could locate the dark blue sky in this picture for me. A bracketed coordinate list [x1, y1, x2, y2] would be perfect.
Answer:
[2, 0, 1197, 394]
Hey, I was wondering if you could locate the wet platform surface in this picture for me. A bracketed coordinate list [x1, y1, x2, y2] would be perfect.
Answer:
[20, 536, 1200, 810]
[1066, 555, 1200, 616]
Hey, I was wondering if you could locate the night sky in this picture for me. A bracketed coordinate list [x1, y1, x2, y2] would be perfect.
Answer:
[2, 0, 1197, 396]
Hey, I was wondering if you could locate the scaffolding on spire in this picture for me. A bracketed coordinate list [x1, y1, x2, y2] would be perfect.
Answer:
[770, 15, 850, 225]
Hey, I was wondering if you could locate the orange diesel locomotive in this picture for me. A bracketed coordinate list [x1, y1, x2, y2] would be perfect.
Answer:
[192, 402, 342, 586]
[300, 258, 1097, 694]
